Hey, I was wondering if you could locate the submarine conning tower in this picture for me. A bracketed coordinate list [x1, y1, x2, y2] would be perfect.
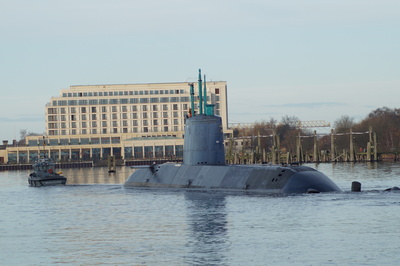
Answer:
[183, 69, 225, 166]
[183, 115, 225, 165]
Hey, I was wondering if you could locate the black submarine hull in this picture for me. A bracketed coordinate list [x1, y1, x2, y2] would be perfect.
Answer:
[124, 71, 342, 194]
[124, 163, 342, 193]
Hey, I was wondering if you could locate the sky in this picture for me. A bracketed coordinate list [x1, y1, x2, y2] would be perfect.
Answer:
[1, 0, 399, 141]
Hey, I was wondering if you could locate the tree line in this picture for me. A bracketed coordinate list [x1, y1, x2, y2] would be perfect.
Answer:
[232, 106, 400, 155]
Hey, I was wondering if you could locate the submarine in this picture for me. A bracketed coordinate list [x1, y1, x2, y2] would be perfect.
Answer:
[124, 70, 342, 194]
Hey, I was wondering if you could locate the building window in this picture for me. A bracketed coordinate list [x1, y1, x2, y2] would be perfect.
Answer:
[82, 129, 87, 134]
[142, 105, 148, 111]
[71, 122, 76, 128]
[163, 104, 168, 110]
[164, 126, 168, 132]
[48, 108, 57, 114]
[102, 128, 107, 134]
[102, 121, 107, 127]
[173, 104, 178, 110]
[71, 115, 76, 121]
[152, 105, 158, 111]
[92, 121, 97, 127]
[143, 127, 148, 132]
[122, 113, 128, 119]
[102, 106, 107, 112]
[215, 88, 220, 94]
[82, 122, 87, 128]
[153, 120, 158, 125]
[143, 113, 148, 119]
[91, 107, 96, 113]
[101, 137, 110, 144]
[112, 106, 117, 112]
[143, 120, 148, 126]
[132, 106, 137, 111]
[163, 112, 168, 118]
[132, 120, 138, 126]
[81, 114, 86, 120]
[131, 113, 137, 119]
[112, 121, 118, 127]
[122, 106, 127, 112]
[113, 128, 118, 133]
[48, 123, 57, 129]
[112, 113, 118, 119]
[123, 128, 128, 133]
[48, 115, 57, 121]
[153, 112, 158, 118]
[163, 119, 168, 125]
[174, 119, 178, 125]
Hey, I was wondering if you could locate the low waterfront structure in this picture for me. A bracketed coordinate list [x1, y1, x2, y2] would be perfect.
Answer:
[3, 80, 230, 164]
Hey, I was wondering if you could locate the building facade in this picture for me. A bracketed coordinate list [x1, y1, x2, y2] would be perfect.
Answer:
[4, 81, 230, 164]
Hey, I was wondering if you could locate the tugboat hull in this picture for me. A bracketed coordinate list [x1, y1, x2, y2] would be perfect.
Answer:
[29, 176, 67, 187]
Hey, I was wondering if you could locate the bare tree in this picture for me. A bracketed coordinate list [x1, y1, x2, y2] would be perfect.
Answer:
[333, 115, 355, 133]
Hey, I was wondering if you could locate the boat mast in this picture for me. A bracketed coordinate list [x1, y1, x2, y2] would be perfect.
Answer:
[189, 83, 195, 117]
[203, 74, 207, 113]
[198, 69, 203, 115]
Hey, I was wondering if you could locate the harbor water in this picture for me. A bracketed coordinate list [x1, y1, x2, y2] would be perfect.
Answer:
[1, 163, 400, 265]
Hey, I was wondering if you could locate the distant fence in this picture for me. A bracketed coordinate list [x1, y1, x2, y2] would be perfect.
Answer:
[1, 158, 184, 171]
[125, 158, 182, 166]
[0, 161, 94, 171]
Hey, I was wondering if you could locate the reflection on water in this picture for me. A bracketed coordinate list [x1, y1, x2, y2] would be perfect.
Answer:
[1, 163, 400, 265]
[184, 191, 228, 265]
[61, 166, 131, 185]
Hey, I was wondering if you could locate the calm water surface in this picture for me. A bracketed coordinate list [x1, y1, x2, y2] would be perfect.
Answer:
[1, 163, 400, 265]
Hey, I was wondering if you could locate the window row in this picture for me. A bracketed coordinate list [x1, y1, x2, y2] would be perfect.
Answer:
[48, 103, 193, 114]
[48, 111, 186, 122]
[48, 126, 183, 135]
[48, 118, 181, 129]
[62, 89, 186, 98]
[53, 96, 200, 106]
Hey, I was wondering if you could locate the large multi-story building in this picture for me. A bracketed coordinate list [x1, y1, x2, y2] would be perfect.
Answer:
[3, 81, 230, 164]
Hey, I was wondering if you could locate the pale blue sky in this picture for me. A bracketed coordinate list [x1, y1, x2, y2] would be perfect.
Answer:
[1, 0, 399, 141]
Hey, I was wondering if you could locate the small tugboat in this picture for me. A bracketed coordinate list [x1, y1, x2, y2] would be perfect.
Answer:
[29, 158, 67, 187]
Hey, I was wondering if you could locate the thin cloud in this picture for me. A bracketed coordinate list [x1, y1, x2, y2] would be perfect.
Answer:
[0, 116, 43, 123]
[265, 102, 347, 108]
